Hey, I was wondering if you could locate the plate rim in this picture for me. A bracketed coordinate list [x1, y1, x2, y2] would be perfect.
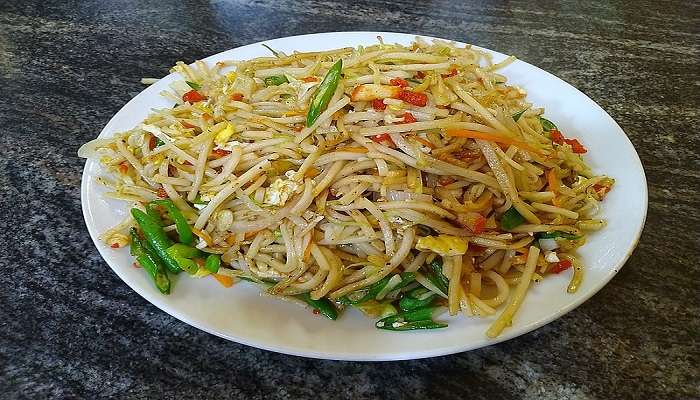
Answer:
[81, 30, 648, 361]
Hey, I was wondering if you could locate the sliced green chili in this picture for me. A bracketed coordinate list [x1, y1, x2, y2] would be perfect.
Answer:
[150, 199, 193, 245]
[296, 293, 338, 320]
[130, 228, 170, 294]
[376, 307, 447, 331]
[512, 109, 527, 122]
[204, 254, 221, 273]
[185, 81, 201, 90]
[536, 231, 581, 240]
[131, 208, 181, 274]
[166, 244, 203, 275]
[427, 260, 450, 295]
[540, 116, 557, 132]
[306, 59, 342, 127]
[500, 206, 526, 230]
[399, 287, 437, 311]
[264, 75, 288, 86]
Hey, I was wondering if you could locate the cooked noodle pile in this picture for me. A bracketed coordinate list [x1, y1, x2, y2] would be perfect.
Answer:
[80, 38, 613, 336]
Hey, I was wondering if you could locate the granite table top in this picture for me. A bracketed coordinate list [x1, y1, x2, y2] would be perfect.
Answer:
[1, 0, 698, 398]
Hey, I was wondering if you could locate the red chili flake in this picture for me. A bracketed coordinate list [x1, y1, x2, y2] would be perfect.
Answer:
[156, 187, 168, 198]
[372, 98, 387, 111]
[398, 90, 428, 107]
[111, 243, 120, 248]
[400, 112, 417, 124]
[415, 71, 426, 79]
[565, 138, 587, 153]
[182, 90, 206, 103]
[551, 259, 573, 274]
[389, 78, 409, 88]
[229, 93, 244, 101]
[312, 309, 320, 315]
[472, 215, 486, 234]
[371, 133, 396, 148]
[211, 148, 232, 159]
[118, 162, 128, 174]
[438, 177, 456, 186]
[301, 76, 319, 83]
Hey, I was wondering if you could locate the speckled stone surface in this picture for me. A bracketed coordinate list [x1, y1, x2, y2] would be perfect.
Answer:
[1, 0, 698, 399]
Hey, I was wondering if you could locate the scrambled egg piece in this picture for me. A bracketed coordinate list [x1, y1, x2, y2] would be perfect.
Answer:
[416, 235, 468, 256]
[214, 122, 235, 146]
[263, 178, 301, 206]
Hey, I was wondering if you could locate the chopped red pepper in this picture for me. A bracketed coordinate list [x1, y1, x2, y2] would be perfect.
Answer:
[565, 138, 587, 153]
[118, 162, 128, 174]
[293, 125, 304, 132]
[371, 98, 387, 111]
[472, 215, 486, 234]
[457, 212, 486, 234]
[551, 259, 573, 274]
[229, 93, 244, 101]
[148, 135, 157, 150]
[312, 308, 320, 315]
[400, 112, 417, 124]
[156, 187, 168, 198]
[592, 184, 611, 199]
[415, 71, 426, 79]
[211, 148, 232, 158]
[301, 76, 319, 83]
[389, 78, 409, 88]
[110, 243, 120, 248]
[551, 129, 565, 144]
[371, 133, 396, 148]
[550, 129, 587, 153]
[182, 90, 206, 103]
[399, 90, 428, 107]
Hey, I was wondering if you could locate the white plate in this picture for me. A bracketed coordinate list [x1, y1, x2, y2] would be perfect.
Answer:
[81, 31, 647, 361]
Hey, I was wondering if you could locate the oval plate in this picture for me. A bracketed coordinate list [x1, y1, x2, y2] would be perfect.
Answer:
[81, 31, 647, 361]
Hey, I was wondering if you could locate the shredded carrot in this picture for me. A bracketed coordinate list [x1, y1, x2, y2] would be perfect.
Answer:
[547, 168, 560, 194]
[445, 129, 541, 154]
[191, 227, 214, 247]
[213, 274, 234, 287]
[335, 146, 369, 153]
[305, 166, 320, 178]
[412, 136, 436, 149]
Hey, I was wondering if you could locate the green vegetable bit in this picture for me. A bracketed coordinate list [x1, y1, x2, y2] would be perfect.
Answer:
[155, 138, 165, 147]
[129, 228, 170, 294]
[536, 231, 580, 240]
[296, 293, 338, 320]
[427, 260, 450, 296]
[399, 287, 437, 311]
[166, 244, 204, 275]
[204, 254, 221, 273]
[150, 199, 194, 245]
[500, 206, 526, 230]
[131, 208, 181, 274]
[264, 75, 288, 87]
[306, 59, 342, 127]
[185, 81, 201, 90]
[512, 109, 527, 122]
[539, 116, 557, 132]
[376, 307, 447, 331]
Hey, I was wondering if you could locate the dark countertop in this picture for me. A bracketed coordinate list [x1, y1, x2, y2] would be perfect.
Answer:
[1, 1, 698, 398]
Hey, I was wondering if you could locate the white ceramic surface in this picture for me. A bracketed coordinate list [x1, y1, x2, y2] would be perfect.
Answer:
[81, 32, 647, 361]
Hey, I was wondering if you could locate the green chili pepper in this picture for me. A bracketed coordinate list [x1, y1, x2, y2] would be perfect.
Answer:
[399, 287, 437, 311]
[264, 75, 288, 86]
[166, 244, 204, 275]
[145, 203, 164, 226]
[150, 199, 193, 245]
[130, 228, 171, 294]
[186, 81, 201, 90]
[427, 260, 450, 295]
[500, 206, 526, 230]
[540, 116, 557, 132]
[536, 231, 581, 240]
[296, 293, 338, 320]
[346, 275, 392, 305]
[155, 137, 165, 147]
[131, 208, 181, 274]
[204, 254, 221, 273]
[512, 109, 527, 122]
[376, 307, 447, 331]
[306, 59, 342, 127]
